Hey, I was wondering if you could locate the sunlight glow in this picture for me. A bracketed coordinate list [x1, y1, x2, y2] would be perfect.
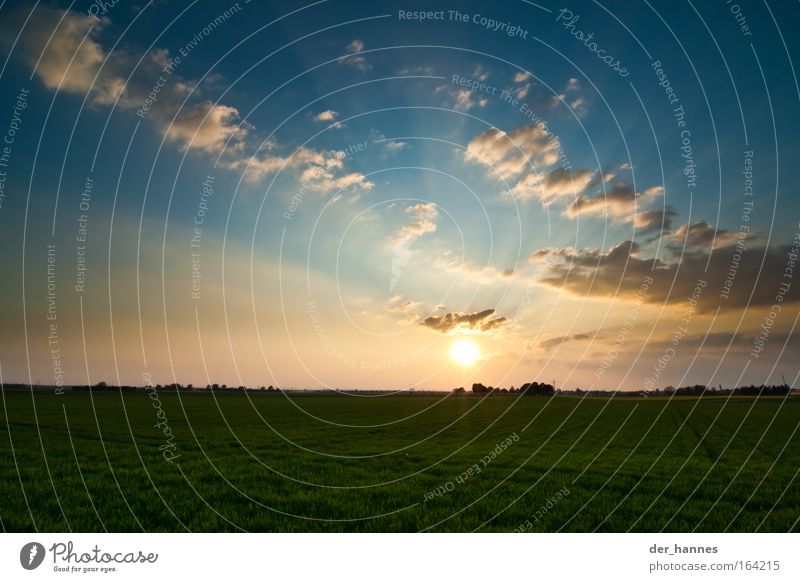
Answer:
[450, 339, 480, 366]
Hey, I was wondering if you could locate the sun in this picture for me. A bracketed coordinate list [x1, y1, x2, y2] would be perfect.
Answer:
[450, 339, 480, 366]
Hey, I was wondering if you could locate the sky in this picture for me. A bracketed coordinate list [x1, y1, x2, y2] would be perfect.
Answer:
[0, 0, 799, 391]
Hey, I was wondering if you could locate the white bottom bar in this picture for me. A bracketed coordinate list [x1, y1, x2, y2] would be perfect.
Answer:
[1, 533, 796, 581]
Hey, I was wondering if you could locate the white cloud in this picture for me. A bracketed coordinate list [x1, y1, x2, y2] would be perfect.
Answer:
[313, 109, 338, 122]
[565, 184, 663, 221]
[514, 71, 531, 83]
[227, 146, 372, 194]
[511, 168, 594, 202]
[166, 101, 248, 154]
[395, 202, 438, 245]
[340, 39, 371, 71]
[465, 123, 561, 179]
[384, 141, 408, 152]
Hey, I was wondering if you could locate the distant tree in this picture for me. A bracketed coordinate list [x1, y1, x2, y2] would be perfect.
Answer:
[520, 381, 555, 396]
[95, 381, 108, 388]
[472, 383, 490, 394]
[453, 386, 465, 394]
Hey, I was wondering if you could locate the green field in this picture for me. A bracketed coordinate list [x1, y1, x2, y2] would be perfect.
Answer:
[1, 390, 798, 532]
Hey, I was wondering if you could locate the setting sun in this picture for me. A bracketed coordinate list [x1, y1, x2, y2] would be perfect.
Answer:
[450, 339, 480, 366]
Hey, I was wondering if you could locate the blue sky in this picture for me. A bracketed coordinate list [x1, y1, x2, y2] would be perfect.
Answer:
[1, 0, 799, 390]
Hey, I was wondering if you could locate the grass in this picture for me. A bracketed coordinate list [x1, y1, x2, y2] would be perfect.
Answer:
[0, 389, 798, 532]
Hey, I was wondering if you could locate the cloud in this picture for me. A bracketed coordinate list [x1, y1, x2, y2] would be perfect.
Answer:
[465, 123, 560, 179]
[633, 206, 678, 240]
[454, 89, 489, 111]
[390, 204, 438, 291]
[4, 6, 373, 191]
[670, 221, 749, 252]
[511, 167, 594, 202]
[340, 39, 371, 71]
[533, 238, 800, 312]
[395, 203, 438, 244]
[565, 184, 663, 220]
[165, 101, 248, 153]
[313, 110, 338, 122]
[386, 294, 420, 313]
[384, 141, 408, 152]
[3, 7, 186, 109]
[3, 6, 251, 156]
[346, 39, 364, 52]
[514, 71, 531, 83]
[646, 331, 799, 355]
[540, 331, 595, 349]
[228, 146, 373, 193]
[436, 85, 488, 111]
[473, 64, 489, 81]
[4, 6, 111, 98]
[525, 77, 585, 114]
[421, 309, 507, 334]
[432, 255, 518, 285]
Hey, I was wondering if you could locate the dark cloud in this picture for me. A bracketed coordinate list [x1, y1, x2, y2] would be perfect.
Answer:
[645, 331, 799, 355]
[634, 206, 678, 240]
[540, 331, 595, 349]
[667, 221, 750, 254]
[533, 238, 800, 312]
[421, 309, 507, 334]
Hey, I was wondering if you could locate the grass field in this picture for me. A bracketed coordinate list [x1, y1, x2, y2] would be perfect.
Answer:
[1, 390, 798, 532]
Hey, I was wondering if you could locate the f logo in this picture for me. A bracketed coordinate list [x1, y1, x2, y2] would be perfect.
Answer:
[20, 542, 45, 570]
